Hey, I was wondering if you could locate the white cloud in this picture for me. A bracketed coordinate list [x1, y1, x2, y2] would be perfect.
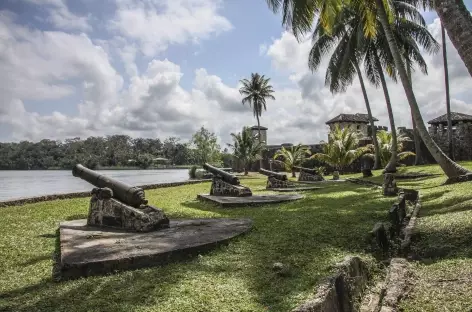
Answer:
[108, 0, 232, 56]
[23, 0, 91, 31]
[2, 8, 472, 148]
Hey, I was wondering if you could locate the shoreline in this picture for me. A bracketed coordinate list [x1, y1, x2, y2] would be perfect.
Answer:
[0, 166, 199, 171]
[0, 179, 211, 208]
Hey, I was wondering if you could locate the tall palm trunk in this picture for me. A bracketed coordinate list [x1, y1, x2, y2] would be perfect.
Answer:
[375, 0, 470, 178]
[406, 62, 423, 165]
[256, 113, 263, 169]
[442, 24, 454, 160]
[354, 61, 381, 169]
[373, 50, 398, 173]
[435, 0, 472, 77]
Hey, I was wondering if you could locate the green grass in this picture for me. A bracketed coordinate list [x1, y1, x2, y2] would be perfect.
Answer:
[0, 176, 390, 312]
[2, 162, 471, 312]
[349, 161, 472, 312]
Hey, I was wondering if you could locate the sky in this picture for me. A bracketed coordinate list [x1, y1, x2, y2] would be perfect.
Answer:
[0, 0, 471, 147]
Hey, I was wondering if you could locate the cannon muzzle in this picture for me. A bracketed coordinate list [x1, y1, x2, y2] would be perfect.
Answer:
[72, 164, 148, 208]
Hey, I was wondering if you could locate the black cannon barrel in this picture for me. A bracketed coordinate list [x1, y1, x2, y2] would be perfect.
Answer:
[203, 163, 240, 185]
[259, 168, 288, 181]
[72, 164, 148, 208]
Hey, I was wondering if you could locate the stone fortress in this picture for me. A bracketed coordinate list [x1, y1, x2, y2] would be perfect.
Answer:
[248, 111, 472, 171]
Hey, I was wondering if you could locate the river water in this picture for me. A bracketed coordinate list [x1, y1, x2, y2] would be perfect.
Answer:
[0, 169, 189, 201]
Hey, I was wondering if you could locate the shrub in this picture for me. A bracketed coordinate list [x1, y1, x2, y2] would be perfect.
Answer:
[188, 165, 198, 179]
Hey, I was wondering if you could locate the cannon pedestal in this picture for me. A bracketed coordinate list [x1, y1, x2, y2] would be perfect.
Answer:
[88, 187, 169, 232]
[298, 171, 324, 182]
[210, 178, 252, 197]
[266, 176, 297, 189]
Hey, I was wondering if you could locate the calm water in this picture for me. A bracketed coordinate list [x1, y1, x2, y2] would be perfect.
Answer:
[0, 169, 189, 201]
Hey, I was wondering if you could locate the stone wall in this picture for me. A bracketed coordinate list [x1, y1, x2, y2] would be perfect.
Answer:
[429, 122, 472, 161]
[0, 179, 211, 208]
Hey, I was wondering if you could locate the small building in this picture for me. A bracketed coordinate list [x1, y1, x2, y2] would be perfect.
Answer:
[325, 113, 379, 138]
[428, 112, 472, 161]
[428, 112, 472, 132]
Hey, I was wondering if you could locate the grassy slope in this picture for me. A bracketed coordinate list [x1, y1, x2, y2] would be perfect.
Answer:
[351, 162, 472, 312]
[0, 177, 389, 312]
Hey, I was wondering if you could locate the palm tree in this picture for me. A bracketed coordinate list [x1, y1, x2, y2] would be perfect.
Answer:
[311, 124, 367, 172]
[434, 0, 472, 77]
[227, 127, 265, 175]
[441, 24, 454, 159]
[309, 2, 436, 173]
[308, 12, 382, 170]
[239, 73, 275, 169]
[266, 0, 472, 77]
[273, 144, 311, 177]
[366, 130, 416, 167]
[265, 0, 471, 179]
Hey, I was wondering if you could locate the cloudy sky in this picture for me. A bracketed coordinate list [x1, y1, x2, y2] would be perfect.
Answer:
[0, 0, 471, 146]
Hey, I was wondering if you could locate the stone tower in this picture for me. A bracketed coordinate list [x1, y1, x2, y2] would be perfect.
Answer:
[250, 125, 268, 145]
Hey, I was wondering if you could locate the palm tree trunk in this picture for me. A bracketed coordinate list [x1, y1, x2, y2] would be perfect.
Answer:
[373, 50, 397, 173]
[406, 62, 423, 165]
[442, 23, 454, 160]
[256, 114, 263, 169]
[354, 61, 381, 170]
[435, 0, 472, 77]
[375, 0, 470, 178]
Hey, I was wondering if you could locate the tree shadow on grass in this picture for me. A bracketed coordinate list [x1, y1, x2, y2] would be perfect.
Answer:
[0, 183, 396, 312]
[412, 221, 472, 264]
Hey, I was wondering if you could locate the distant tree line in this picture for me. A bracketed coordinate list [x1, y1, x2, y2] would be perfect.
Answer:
[0, 127, 231, 170]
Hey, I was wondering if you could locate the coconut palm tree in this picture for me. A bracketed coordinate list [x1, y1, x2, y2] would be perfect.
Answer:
[311, 124, 367, 172]
[266, 0, 472, 77]
[265, 0, 471, 179]
[308, 12, 382, 170]
[239, 73, 275, 169]
[309, 1, 437, 173]
[367, 130, 416, 167]
[239, 73, 275, 143]
[441, 24, 454, 159]
[273, 144, 312, 177]
[434, 0, 472, 77]
[227, 127, 265, 175]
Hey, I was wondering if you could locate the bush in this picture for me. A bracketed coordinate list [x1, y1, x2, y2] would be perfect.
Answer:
[188, 165, 198, 179]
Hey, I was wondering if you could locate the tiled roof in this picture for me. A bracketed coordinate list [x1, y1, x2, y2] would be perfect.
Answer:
[427, 112, 472, 125]
[325, 113, 379, 125]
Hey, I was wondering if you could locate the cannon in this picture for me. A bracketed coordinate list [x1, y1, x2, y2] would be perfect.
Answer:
[203, 163, 240, 185]
[294, 166, 325, 182]
[259, 168, 297, 189]
[259, 168, 288, 181]
[203, 163, 252, 197]
[73, 164, 147, 208]
[72, 164, 169, 232]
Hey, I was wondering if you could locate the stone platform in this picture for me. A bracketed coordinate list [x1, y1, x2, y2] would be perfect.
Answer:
[56, 218, 252, 280]
[297, 179, 346, 184]
[197, 194, 303, 207]
[267, 186, 321, 192]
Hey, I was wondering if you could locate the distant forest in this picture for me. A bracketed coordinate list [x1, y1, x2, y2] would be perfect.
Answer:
[0, 130, 231, 170]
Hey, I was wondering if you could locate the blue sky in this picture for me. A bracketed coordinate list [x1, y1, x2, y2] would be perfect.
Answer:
[0, 0, 471, 145]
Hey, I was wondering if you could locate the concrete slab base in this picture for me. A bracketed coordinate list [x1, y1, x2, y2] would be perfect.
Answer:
[197, 193, 303, 207]
[56, 218, 252, 281]
[267, 186, 321, 192]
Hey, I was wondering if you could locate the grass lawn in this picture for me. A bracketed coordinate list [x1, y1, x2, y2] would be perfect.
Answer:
[0, 176, 390, 312]
[353, 161, 472, 312]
